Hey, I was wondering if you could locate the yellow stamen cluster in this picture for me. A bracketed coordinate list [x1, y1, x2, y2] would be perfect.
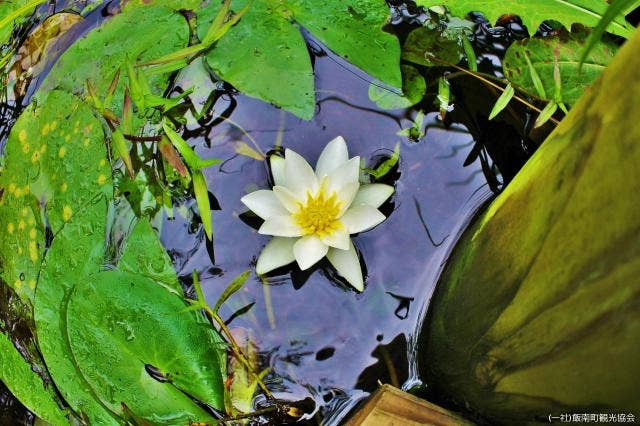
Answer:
[292, 189, 343, 238]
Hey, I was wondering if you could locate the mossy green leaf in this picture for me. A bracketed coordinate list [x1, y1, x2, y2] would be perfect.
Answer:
[419, 28, 640, 421]
[66, 270, 226, 421]
[503, 31, 618, 106]
[415, 0, 635, 37]
[198, 0, 401, 119]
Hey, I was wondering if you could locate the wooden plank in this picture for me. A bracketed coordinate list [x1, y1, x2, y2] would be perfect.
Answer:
[346, 384, 473, 426]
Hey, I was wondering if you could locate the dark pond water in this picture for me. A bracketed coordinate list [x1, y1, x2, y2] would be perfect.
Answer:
[161, 57, 492, 423]
[0, 1, 554, 424]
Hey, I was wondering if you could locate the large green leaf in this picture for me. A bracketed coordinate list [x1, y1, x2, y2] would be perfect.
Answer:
[0, 89, 111, 303]
[503, 30, 617, 105]
[118, 218, 182, 293]
[0, 331, 68, 425]
[415, 0, 635, 37]
[368, 65, 426, 110]
[40, 0, 191, 116]
[419, 28, 640, 422]
[66, 270, 225, 422]
[198, 0, 401, 119]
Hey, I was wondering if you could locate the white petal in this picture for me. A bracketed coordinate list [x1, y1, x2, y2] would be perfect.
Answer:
[285, 148, 318, 197]
[273, 185, 302, 213]
[241, 190, 288, 220]
[340, 205, 386, 234]
[293, 235, 329, 270]
[327, 241, 364, 291]
[256, 237, 296, 274]
[335, 182, 360, 215]
[258, 215, 303, 237]
[316, 136, 349, 178]
[270, 155, 286, 186]
[351, 184, 394, 209]
[320, 228, 350, 250]
[327, 157, 360, 193]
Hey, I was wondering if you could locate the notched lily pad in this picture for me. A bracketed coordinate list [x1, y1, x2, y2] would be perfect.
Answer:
[198, 0, 402, 119]
[66, 270, 226, 422]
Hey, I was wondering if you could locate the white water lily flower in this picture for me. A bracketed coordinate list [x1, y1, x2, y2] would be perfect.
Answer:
[241, 136, 394, 291]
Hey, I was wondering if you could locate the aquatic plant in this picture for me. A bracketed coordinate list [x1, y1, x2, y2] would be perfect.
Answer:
[241, 137, 394, 291]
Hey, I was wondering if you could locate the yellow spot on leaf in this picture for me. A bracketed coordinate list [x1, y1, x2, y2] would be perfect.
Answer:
[29, 228, 37, 239]
[18, 129, 27, 143]
[31, 151, 40, 163]
[99, 159, 106, 167]
[18, 220, 26, 230]
[58, 146, 66, 158]
[28, 279, 36, 290]
[50, 121, 58, 130]
[29, 241, 38, 262]
[21, 207, 29, 217]
[8, 183, 16, 194]
[42, 123, 51, 136]
[22, 143, 30, 153]
[63, 205, 72, 221]
[14, 187, 23, 197]
[14, 279, 22, 290]
[83, 139, 90, 147]
[40, 144, 47, 154]
[65, 134, 71, 142]
[7, 223, 15, 234]
[60, 182, 68, 192]
[97, 174, 107, 185]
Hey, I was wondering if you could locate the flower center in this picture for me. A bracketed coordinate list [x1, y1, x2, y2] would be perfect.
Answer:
[292, 188, 343, 238]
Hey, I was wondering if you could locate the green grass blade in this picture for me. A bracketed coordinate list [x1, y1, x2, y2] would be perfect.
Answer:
[489, 83, 515, 120]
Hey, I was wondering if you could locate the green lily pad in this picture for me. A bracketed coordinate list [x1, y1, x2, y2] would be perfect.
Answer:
[402, 26, 463, 67]
[118, 218, 181, 293]
[0, 331, 68, 425]
[40, 0, 190, 117]
[415, 0, 635, 37]
[368, 65, 426, 110]
[198, 0, 401, 119]
[503, 30, 618, 106]
[66, 270, 226, 421]
[0, 89, 111, 303]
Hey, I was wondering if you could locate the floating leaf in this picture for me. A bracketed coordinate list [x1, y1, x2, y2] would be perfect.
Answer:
[415, 0, 635, 37]
[0, 332, 68, 425]
[118, 219, 182, 293]
[402, 26, 462, 67]
[503, 30, 618, 106]
[198, 0, 401, 119]
[40, 1, 190, 117]
[66, 270, 226, 421]
[488, 83, 515, 120]
[368, 65, 426, 110]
